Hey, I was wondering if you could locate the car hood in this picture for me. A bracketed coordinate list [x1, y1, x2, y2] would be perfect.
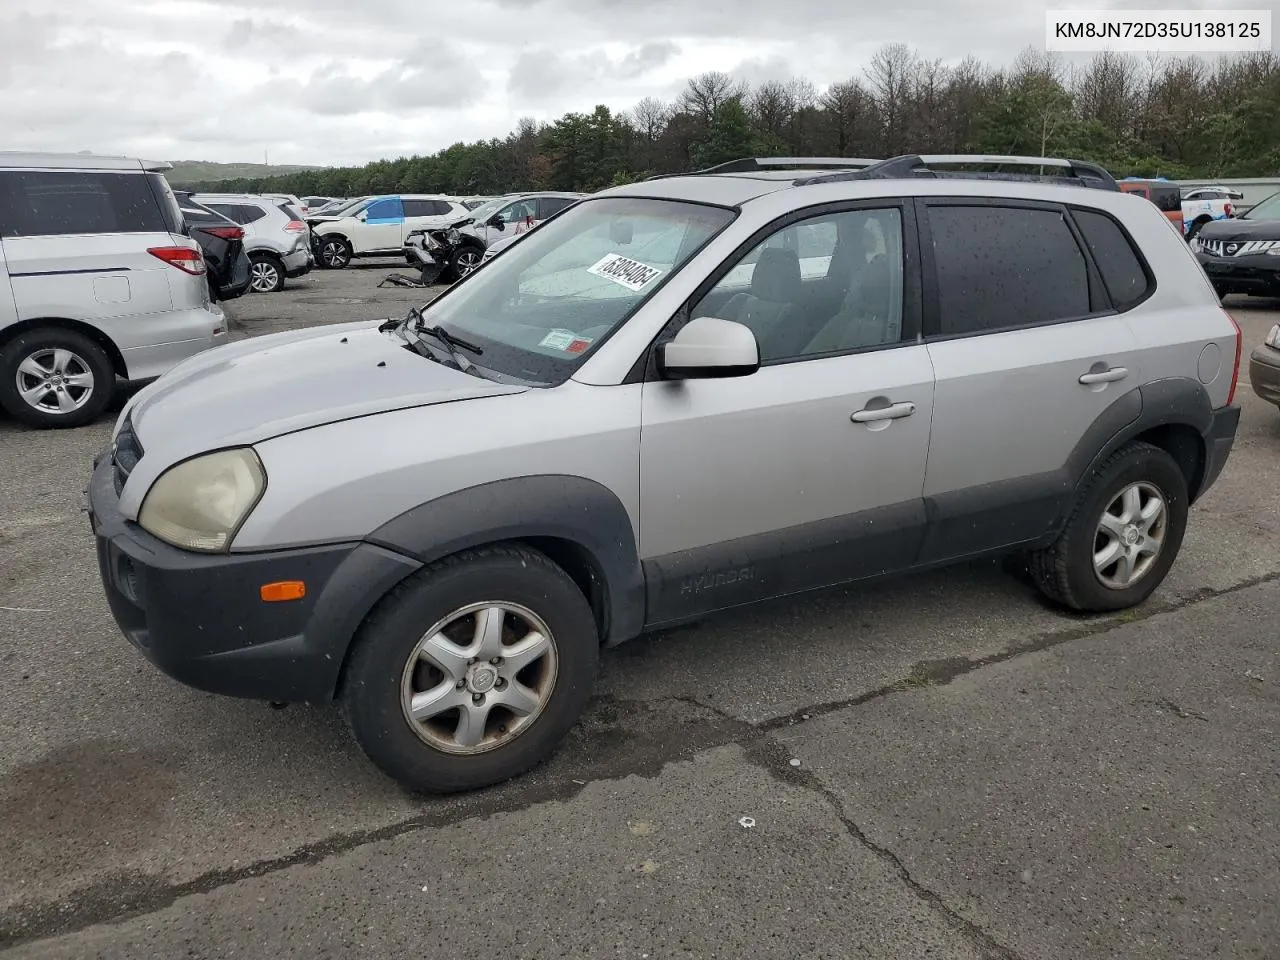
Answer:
[1198, 218, 1280, 241]
[124, 320, 527, 459]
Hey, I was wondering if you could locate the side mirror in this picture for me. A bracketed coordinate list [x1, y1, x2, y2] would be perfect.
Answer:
[659, 316, 759, 380]
[356, 210, 368, 222]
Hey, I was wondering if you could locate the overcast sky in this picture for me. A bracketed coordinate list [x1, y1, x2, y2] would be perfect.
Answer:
[0, 0, 1266, 167]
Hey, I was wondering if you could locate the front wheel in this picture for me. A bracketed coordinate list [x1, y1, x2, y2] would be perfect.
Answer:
[342, 545, 600, 793]
[318, 236, 353, 269]
[1029, 442, 1188, 612]
[0, 328, 115, 428]
[450, 245, 483, 280]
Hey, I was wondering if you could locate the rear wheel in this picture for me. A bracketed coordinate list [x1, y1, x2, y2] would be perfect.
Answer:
[1186, 217, 1211, 241]
[1029, 442, 1188, 612]
[342, 545, 599, 793]
[248, 254, 286, 293]
[0, 328, 114, 428]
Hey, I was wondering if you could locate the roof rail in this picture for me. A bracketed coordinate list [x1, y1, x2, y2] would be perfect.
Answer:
[646, 156, 882, 181]
[794, 154, 1120, 191]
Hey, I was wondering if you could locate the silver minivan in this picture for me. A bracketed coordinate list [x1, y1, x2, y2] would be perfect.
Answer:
[0, 152, 227, 428]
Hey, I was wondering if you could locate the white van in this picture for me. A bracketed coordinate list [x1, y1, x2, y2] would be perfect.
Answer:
[0, 152, 228, 428]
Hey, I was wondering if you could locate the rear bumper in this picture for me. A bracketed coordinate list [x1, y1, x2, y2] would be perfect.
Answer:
[1249, 346, 1280, 406]
[283, 247, 311, 277]
[1198, 404, 1241, 500]
[118, 306, 229, 381]
[86, 454, 421, 704]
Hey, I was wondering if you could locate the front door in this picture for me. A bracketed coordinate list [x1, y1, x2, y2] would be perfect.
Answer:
[358, 197, 406, 252]
[638, 203, 936, 625]
[914, 198, 1145, 563]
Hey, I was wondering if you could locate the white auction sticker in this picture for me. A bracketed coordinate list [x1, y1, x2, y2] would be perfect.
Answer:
[538, 328, 578, 350]
[587, 253, 663, 292]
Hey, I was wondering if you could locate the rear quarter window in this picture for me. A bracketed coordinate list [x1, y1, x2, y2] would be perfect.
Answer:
[1071, 209, 1153, 310]
[0, 170, 169, 237]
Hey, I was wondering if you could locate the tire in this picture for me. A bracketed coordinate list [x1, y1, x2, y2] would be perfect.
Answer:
[1186, 218, 1211, 241]
[450, 245, 483, 281]
[341, 544, 600, 793]
[248, 254, 286, 293]
[318, 236, 353, 269]
[1028, 441, 1188, 612]
[0, 327, 115, 429]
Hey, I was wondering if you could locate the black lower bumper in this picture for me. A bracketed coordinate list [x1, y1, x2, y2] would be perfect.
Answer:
[1198, 403, 1241, 500]
[87, 455, 421, 704]
[1197, 253, 1280, 296]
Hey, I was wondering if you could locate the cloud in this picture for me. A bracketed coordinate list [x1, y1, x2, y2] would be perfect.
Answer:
[0, 0, 1262, 166]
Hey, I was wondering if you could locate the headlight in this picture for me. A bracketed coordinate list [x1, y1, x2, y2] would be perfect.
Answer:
[1266, 325, 1280, 349]
[139, 448, 266, 552]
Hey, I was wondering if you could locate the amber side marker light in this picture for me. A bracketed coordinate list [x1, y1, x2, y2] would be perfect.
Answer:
[260, 581, 306, 602]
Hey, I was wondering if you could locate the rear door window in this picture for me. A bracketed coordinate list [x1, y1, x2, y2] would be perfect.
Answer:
[0, 170, 168, 237]
[537, 196, 577, 219]
[926, 203, 1091, 335]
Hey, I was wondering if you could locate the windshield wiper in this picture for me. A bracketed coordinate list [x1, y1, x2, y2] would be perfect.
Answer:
[401, 307, 484, 376]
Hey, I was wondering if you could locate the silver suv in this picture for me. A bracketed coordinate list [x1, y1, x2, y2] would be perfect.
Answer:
[87, 154, 1242, 794]
[193, 195, 313, 293]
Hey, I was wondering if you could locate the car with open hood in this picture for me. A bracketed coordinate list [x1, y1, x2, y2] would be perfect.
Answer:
[87, 154, 1241, 794]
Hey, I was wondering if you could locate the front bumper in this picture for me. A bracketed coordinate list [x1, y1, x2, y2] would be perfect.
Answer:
[1249, 345, 1280, 406]
[1196, 252, 1280, 295]
[87, 455, 421, 704]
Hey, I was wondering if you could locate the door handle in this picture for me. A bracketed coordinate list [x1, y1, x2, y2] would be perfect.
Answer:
[1078, 366, 1128, 385]
[851, 401, 916, 423]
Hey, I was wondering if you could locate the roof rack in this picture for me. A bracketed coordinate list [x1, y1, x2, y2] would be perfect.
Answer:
[646, 157, 881, 181]
[793, 154, 1119, 191]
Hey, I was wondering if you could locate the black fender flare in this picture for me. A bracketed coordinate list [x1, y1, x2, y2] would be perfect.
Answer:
[1066, 376, 1215, 503]
[367, 475, 646, 645]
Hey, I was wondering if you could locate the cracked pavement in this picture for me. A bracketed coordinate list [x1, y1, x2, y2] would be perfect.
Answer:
[1, 264, 1278, 959]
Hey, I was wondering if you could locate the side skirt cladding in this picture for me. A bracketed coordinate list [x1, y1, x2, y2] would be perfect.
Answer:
[367, 475, 647, 646]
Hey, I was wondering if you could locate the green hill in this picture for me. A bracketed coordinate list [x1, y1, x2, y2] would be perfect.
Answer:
[165, 160, 324, 188]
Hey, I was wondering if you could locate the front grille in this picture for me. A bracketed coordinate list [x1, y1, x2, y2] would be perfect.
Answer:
[1201, 238, 1280, 258]
[112, 414, 144, 496]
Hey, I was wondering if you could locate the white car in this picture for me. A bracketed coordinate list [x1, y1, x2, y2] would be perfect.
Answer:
[311, 194, 470, 269]
[0, 151, 227, 428]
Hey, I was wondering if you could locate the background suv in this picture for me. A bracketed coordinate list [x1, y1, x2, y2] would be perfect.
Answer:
[0, 152, 226, 428]
[88, 154, 1240, 793]
[194, 194, 313, 293]
[310, 194, 469, 269]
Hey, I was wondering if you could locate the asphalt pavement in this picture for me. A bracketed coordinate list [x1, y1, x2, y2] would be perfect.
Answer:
[1, 262, 1278, 959]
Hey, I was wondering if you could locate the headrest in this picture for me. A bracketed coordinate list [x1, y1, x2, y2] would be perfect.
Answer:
[751, 247, 801, 302]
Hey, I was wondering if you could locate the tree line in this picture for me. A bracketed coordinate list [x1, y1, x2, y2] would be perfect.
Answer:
[177, 45, 1280, 197]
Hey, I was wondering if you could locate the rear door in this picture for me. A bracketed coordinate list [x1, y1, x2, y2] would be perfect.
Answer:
[0, 238, 18, 333]
[914, 198, 1143, 564]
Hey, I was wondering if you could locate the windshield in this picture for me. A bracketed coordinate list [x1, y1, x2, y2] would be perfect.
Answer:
[1242, 192, 1280, 221]
[416, 196, 734, 385]
[322, 196, 370, 218]
[465, 197, 511, 222]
